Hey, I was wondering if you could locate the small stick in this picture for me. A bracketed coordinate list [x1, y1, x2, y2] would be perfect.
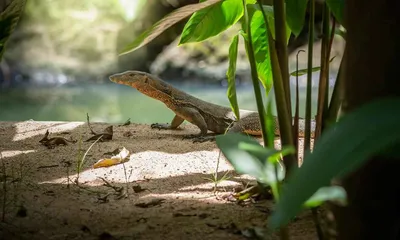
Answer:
[98, 177, 123, 192]
[86, 113, 97, 135]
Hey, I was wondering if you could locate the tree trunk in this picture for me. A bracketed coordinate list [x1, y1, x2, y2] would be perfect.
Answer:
[333, 0, 400, 239]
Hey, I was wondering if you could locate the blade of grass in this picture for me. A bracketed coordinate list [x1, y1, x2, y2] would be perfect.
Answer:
[76, 135, 102, 184]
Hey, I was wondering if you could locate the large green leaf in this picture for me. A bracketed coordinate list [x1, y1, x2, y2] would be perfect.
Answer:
[119, 0, 222, 55]
[326, 0, 344, 25]
[269, 97, 400, 229]
[0, 0, 27, 61]
[179, 0, 243, 44]
[226, 34, 240, 120]
[247, 7, 273, 92]
[250, 4, 291, 44]
[286, 0, 309, 36]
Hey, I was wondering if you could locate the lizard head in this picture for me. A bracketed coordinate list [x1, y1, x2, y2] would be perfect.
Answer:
[109, 71, 174, 98]
[109, 70, 151, 88]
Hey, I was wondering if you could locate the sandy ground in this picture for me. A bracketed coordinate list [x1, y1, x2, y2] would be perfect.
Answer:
[0, 120, 319, 240]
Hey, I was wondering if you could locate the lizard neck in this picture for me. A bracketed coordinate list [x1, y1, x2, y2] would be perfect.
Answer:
[134, 82, 177, 107]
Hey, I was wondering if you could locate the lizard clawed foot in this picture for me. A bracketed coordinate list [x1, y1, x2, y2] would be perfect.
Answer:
[151, 123, 171, 130]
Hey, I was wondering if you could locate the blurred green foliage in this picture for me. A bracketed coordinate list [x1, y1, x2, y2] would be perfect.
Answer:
[5, 0, 144, 77]
[0, 0, 26, 61]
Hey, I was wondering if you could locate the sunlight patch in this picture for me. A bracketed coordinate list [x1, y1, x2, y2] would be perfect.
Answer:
[1, 150, 36, 158]
[12, 121, 85, 141]
[41, 150, 234, 185]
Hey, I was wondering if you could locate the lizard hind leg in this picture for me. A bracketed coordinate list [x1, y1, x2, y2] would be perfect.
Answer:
[151, 115, 184, 130]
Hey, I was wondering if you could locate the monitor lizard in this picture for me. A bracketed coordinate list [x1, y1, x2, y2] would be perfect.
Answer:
[109, 70, 315, 142]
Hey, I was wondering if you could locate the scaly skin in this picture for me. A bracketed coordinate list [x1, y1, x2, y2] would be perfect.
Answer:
[109, 71, 315, 142]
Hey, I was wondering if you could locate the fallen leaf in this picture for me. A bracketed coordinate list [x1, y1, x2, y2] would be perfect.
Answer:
[93, 147, 130, 168]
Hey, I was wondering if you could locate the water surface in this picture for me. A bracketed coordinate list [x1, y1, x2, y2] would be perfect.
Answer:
[0, 82, 324, 124]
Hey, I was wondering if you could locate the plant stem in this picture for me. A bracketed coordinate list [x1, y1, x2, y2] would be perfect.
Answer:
[257, 0, 296, 171]
[272, 0, 291, 119]
[304, 0, 315, 152]
[242, 0, 269, 148]
[326, 52, 344, 125]
[315, 2, 330, 139]
[294, 50, 305, 158]
[325, 19, 336, 111]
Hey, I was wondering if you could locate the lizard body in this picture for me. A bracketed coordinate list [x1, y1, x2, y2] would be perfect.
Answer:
[109, 71, 315, 141]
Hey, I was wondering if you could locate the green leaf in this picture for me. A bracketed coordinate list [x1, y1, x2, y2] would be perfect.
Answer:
[179, 0, 243, 44]
[250, 4, 292, 44]
[216, 133, 265, 180]
[326, 0, 344, 25]
[238, 142, 292, 184]
[226, 34, 240, 120]
[262, 157, 285, 184]
[238, 141, 294, 163]
[269, 97, 400, 229]
[268, 146, 296, 163]
[335, 26, 346, 39]
[290, 56, 336, 76]
[286, 0, 309, 36]
[238, 141, 279, 163]
[119, 0, 222, 55]
[290, 66, 320, 77]
[247, 7, 272, 92]
[304, 186, 347, 208]
[0, 0, 27, 61]
[377, 144, 400, 159]
[236, 142, 286, 184]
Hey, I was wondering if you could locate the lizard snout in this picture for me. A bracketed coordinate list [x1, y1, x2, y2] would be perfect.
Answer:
[109, 73, 122, 83]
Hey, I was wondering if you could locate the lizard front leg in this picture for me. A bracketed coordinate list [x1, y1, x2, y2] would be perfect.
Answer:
[151, 115, 184, 130]
[152, 107, 212, 142]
